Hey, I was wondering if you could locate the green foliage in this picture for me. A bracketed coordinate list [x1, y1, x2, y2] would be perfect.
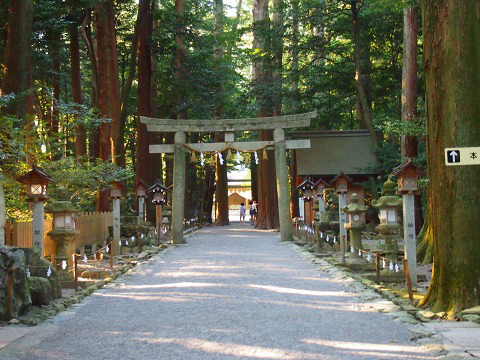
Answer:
[41, 158, 133, 212]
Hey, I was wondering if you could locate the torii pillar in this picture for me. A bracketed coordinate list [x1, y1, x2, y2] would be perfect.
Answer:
[172, 131, 187, 244]
[274, 128, 293, 242]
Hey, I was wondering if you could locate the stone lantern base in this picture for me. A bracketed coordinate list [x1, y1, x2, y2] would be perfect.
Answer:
[48, 229, 78, 281]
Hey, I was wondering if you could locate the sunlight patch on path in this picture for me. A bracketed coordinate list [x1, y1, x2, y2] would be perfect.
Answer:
[302, 339, 436, 359]
[248, 284, 353, 297]
[136, 337, 319, 359]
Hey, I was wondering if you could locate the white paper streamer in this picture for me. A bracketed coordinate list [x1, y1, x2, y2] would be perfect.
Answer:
[395, 263, 400, 273]
[358, 249, 362, 256]
[83, 254, 88, 262]
[236, 151, 241, 164]
[326, 235, 330, 242]
[254, 151, 259, 164]
[350, 246, 354, 253]
[333, 236, 336, 243]
[218, 152, 224, 165]
[389, 261, 394, 271]
[26, 266, 31, 277]
[200, 152, 205, 166]
[62, 260, 67, 270]
[367, 253, 372, 262]
[382, 259, 386, 268]
[320, 232, 323, 238]
[47, 266, 52, 277]
[106, 245, 109, 253]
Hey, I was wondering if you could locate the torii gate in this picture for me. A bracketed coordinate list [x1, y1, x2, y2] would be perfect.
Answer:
[141, 111, 315, 244]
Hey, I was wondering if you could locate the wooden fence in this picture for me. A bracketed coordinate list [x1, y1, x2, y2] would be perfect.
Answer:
[75, 212, 112, 250]
[5, 211, 112, 257]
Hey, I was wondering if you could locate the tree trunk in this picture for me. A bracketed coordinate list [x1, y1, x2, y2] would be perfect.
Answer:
[291, 0, 300, 114]
[80, 12, 100, 161]
[174, 0, 187, 120]
[0, 182, 5, 246]
[70, 23, 87, 159]
[401, 5, 419, 158]
[351, 1, 377, 147]
[214, 134, 230, 225]
[271, 0, 283, 117]
[252, 0, 279, 229]
[419, 0, 480, 315]
[136, 0, 156, 187]
[212, 0, 229, 226]
[50, 30, 61, 159]
[95, 0, 122, 210]
[2, 0, 33, 123]
[202, 165, 215, 223]
[257, 131, 279, 229]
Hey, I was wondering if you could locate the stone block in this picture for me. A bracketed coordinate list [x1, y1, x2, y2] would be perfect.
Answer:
[28, 276, 53, 306]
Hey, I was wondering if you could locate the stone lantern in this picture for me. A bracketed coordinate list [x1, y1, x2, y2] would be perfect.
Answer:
[393, 159, 421, 286]
[16, 166, 53, 255]
[147, 180, 169, 244]
[371, 178, 403, 268]
[313, 178, 330, 222]
[134, 179, 148, 221]
[342, 193, 368, 269]
[46, 187, 79, 276]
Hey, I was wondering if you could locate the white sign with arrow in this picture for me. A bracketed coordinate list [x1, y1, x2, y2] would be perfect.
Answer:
[445, 147, 480, 166]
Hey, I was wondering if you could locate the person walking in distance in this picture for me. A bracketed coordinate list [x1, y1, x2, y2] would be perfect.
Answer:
[251, 201, 257, 226]
[249, 201, 255, 225]
[239, 203, 247, 225]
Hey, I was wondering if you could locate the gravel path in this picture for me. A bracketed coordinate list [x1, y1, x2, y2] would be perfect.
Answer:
[20, 225, 435, 360]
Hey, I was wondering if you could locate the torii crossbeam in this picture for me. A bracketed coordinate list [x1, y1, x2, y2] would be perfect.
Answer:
[141, 111, 316, 243]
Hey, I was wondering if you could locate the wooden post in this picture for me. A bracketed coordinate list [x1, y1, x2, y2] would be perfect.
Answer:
[402, 193, 417, 287]
[403, 259, 414, 302]
[137, 232, 142, 253]
[7, 267, 13, 320]
[341, 235, 346, 264]
[109, 241, 113, 270]
[376, 254, 381, 284]
[156, 204, 163, 244]
[74, 254, 79, 292]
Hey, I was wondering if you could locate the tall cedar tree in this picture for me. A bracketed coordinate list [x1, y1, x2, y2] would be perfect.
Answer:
[253, 0, 280, 230]
[95, 0, 122, 211]
[136, 0, 157, 187]
[213, 0, 229, 226]
[419, 0, 480, 315]
[70, 22, 87, 159]
[2, 0, 33, 123]
[351, 1, 377, 147]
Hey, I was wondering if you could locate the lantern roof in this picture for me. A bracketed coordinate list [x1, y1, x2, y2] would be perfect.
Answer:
[111, 180, 126, 190]
[313, 178, 330, 189]
[331, 171, 353, 185]
[147, 180, 169, 194]
[134, 179, 149, 192]
[391, 158, 423, 177]
[342, 193, 368, 214]
[296, 176, 315, 190]
[371, 178, 402, 208]
[16, 165, 53, 185]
